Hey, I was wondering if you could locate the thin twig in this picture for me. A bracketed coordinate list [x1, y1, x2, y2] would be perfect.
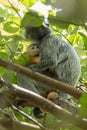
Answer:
[12, 105, 52, 130]
[8, 0, 22, 18]
[53, 28, 72, 44]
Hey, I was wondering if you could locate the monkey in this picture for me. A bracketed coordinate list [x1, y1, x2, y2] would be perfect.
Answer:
[17, 22, 81, 117]
[17, 43, 58, 118]
[24, 44, 59, 99]
[24, 23, 81, 88]
[23, 44, 40, 64]
[17, 43, 58, 96]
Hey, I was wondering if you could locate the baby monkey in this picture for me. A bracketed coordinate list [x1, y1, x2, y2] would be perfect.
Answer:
[24, 44, 55, 75]
[24, 44, 58, 100]
[24, 44, 40, 64]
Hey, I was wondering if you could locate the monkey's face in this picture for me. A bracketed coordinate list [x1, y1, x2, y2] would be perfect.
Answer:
[24, 45, 39, 57]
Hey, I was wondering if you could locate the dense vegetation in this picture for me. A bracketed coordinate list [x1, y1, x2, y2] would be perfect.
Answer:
[0, 0, 87, 130]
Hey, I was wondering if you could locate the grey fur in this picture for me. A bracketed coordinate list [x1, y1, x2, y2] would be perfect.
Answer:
[17, 25, 81, 99]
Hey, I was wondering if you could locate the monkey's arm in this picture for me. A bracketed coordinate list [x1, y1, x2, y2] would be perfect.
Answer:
[28, 35, 69, 72]
[28, 36, 58, 72]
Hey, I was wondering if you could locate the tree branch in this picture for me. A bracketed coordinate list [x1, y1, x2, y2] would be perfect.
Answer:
[0, 79, 87, 130]
[0, 118, 43, 130]
[12, 105, 48, 130]
[0, 57, 83, 99]
[0, 79, 79, 114]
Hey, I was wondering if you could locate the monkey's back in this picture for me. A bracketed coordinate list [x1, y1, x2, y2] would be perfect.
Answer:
[55, 35, 81, 86]
[40, 34, 81, 86]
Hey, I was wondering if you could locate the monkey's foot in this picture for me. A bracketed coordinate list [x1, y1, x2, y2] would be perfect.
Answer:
[47, 91, 59, 100]
[40, 92, 59, 113]
[33, 92, 59, 116]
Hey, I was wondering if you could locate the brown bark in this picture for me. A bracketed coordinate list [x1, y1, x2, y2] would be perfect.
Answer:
[0, 118, 42, 130]
[0, 79, 87, 130]
[0, 57, 83, 99]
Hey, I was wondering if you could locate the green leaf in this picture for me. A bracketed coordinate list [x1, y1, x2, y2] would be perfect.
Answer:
[19, 0, 39, 8]
[79, 32, 87, 50]
[68, 34, 76, 43]
[81, 66, 87, 80]
[21, 11, 43, 27]
[3, 21, 19, 33]
[0, 52, 9, 59]
[11, 35, 24, 41]
[0, 67, 6, 75]
[41, 0, 46, 4]
[79, 93, 87, 117]
[68, 26, 79, 35]
[0, 17, 4, 23]
[5, 41, 18, 52]
[2, 70, 17, 83]
[0, 7, 7, 18]
[68, 33, 80, 45]
[7, 16, 21, 25]
[14, 54, 29, 66]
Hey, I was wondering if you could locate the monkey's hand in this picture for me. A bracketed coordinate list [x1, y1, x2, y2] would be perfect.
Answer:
[28, 59, 54, 72]
[28, 53, 68, 72]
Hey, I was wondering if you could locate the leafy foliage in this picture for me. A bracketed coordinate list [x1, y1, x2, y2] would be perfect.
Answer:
[79, 93, 87, 118]
[19, 0, 38, 8]
[21, 10, 44, 27]
[0, 0, 87, 130]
